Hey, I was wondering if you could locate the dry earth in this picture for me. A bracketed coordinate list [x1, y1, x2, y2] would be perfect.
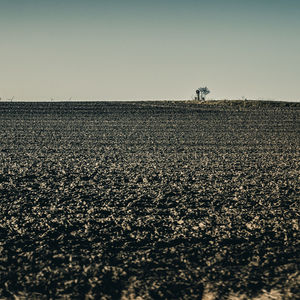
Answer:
[0, 101, 299, 299]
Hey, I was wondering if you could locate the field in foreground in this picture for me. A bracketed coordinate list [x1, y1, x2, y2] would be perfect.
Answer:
[0, 101, 299, 299]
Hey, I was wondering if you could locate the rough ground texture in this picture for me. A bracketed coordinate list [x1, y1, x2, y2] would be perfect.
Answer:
[0, 101, 299, 299]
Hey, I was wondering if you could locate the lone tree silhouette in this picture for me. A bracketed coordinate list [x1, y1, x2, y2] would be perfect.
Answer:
[196, 87, 210, 101]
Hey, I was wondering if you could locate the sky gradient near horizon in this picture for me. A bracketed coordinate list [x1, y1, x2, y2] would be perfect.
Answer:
[0, 0, 299, 101]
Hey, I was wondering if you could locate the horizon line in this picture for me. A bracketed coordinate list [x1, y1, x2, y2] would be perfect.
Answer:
[0, 99, 299, 103]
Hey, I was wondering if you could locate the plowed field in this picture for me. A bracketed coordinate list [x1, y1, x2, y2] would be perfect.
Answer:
[0, 101, 299, 299]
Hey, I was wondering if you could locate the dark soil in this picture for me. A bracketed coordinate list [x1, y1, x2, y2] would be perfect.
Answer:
[0, 101, 299, 299]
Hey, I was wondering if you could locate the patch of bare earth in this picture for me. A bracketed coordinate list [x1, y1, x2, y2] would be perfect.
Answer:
[0, 102, 299, 299]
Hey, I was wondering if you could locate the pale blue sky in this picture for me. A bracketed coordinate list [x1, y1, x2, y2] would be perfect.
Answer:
[0, 0, 299, 101]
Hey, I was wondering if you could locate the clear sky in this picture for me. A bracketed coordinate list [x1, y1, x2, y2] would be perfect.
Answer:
[0, 0, 299, 101]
